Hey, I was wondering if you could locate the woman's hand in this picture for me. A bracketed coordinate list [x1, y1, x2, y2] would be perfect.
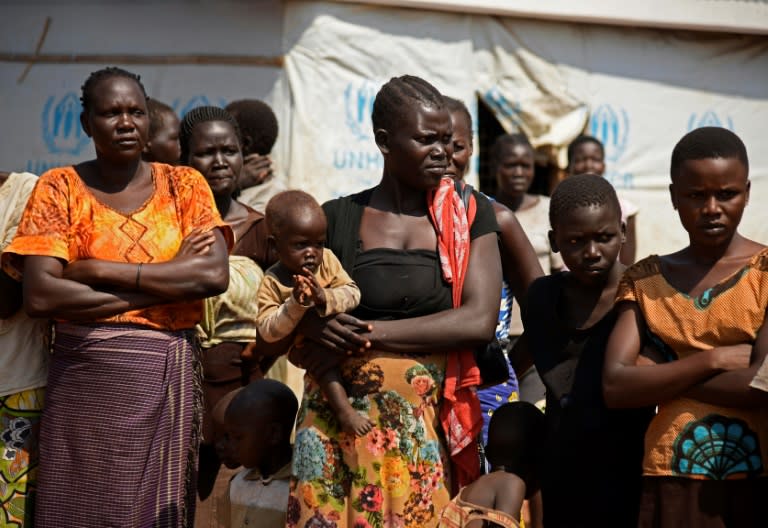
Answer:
[175, 229, 216, 258]
[297, 311, 372, 355]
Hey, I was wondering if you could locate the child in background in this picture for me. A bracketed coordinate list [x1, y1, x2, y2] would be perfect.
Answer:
[256, 190, 370, 435]
[222, 379, 298, 527]
[225, 99, 286, 213]
[523, 174, 653, 527]
[438, 402, 546, 528]
[567, 135, 639, 265]
[491, 133, 563, 410]
[141, 98, 181, 165]
[604, 127, 768, 527]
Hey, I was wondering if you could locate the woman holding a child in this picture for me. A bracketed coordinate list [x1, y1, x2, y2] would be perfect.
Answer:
[287, 76, 501, 527]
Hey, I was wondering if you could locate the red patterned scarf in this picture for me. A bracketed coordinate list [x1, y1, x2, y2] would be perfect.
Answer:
[427, 176, 482, 489]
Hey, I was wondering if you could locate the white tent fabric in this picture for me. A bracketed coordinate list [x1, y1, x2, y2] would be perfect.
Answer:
[282, 0, 768, 257]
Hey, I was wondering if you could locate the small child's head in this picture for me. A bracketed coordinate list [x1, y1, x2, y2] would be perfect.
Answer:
[549, 174, 624, 285]
[490, 133, 535, 197]
[265, 190, 327, 275]
[567, 135, 605, 177]
[669, 127, 750, 248]
[213, 387, 244, 469]
[225, 99, 279, 157]
[443, 96, 473, 181]
[224, 379, 298, 471]
[485, 402, 546, 493]
[142, 98, 181, 165]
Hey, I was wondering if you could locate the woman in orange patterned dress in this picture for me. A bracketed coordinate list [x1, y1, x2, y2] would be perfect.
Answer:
[1, 67, 231, 527]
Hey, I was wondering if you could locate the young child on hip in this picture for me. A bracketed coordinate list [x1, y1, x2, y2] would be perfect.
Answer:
[438, 401, 545, 528]
[522, 174, 653, 527]
[221, 379, 298, 527]
[256, 190, 371, 435]
[603, 127, 768, 527]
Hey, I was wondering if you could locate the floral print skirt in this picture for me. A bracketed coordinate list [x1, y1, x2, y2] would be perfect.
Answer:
[0, 387, 44, 528]
[288, 351, 450, 528]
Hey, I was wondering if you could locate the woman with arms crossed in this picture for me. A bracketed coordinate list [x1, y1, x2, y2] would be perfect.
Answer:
[2, 68, 231, 527]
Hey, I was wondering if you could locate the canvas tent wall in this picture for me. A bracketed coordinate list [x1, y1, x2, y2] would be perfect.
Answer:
[280, 0, 768, 258]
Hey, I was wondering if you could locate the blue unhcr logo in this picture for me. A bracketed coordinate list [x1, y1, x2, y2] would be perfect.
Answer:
[589, 104, 629, 163]
[687, 111, 734, 131]
[42, 93, 90, 155]
[172, 96, 229, 118]
[344, 81, 377, 142]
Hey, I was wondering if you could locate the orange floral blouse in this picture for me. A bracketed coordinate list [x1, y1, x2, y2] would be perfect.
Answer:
[2, 163, 233, 331]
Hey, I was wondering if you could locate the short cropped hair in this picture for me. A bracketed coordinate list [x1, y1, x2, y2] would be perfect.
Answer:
[146, 98, 177, 139]
[80, 67, 147, 115]
[485, 402, 546, 487]
[489, 133, 532, 173]
[670, 127, 748, 181]
[225, 379, 298, 438]
[265, 190, 324, 238]
[225, 99, 279, 156]
[567, 135, 604, 168]
[549, 173, 621, 227]
[179, 106, 241, 164]
[371, 75, 444, 133]
[443, 96, 472, 132]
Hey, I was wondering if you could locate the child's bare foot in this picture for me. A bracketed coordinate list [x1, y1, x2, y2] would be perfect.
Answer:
[338, 408, 374, 436]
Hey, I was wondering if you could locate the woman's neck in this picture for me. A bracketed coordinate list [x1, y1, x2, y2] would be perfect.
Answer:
[372, 173, 428, 215]
[215, 193, 234, 220]
[89, 157, 144, 191]
[495, 191, 527, 212]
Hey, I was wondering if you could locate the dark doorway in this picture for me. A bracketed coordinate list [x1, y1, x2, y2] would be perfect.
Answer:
[476, 96, 560, 198]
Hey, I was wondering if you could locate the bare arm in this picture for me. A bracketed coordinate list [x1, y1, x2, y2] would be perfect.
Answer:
[619, 215, 637, 266]
[60, 228, 229, 301]
[603, 302, 750, 408]
[364, 232, 501, 353]
[23, 255, 168, 320]
[493, 202, 544, 314]
[684, 308, 768, 407]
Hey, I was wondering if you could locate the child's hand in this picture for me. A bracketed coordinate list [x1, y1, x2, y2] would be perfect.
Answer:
[300, 267, 327, 308]
[292, 275, 313, 306]
[176, 229, 215, 257]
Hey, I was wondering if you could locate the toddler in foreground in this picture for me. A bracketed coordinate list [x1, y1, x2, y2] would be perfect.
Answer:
[438, 402, 545, 528]
[221, 379, 298, 527]
[256, 190, 371, 435]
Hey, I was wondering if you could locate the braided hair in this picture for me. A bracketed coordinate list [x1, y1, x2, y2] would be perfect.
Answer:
[371, 75, 444, 133]
[80, 67, 147, 114]
[179, 106, 241, 164]
[549, 173, 621, 228]
[225, 99, 279, 156]
[670, 127, 748, 181]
